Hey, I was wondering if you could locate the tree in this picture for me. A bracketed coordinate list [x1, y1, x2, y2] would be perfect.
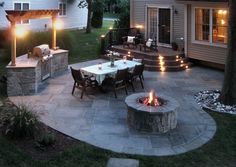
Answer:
[114, 0, 130, 28]
[91, 0, 104, 28]
[220, 0, 236, 105]
[78, 0, 93, 33]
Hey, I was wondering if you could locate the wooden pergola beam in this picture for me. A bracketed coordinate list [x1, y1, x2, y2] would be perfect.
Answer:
[5, 10, 60, 66]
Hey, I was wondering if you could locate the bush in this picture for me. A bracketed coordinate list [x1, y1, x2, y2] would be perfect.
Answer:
[35, 133, 56, 149]
[4, 104, 39, 139]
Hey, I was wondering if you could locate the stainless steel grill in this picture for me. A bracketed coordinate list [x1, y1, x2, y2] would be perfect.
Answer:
[33, 44, 53, 81]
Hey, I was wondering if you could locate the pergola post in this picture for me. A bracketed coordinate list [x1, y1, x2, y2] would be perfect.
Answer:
[52, 16, 57, 50]
[11, 21, 16, 66]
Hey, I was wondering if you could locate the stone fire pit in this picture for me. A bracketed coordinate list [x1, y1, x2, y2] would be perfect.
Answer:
[125, 93, 179, 133]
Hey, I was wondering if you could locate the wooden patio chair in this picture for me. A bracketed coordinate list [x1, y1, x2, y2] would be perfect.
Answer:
[107, 68, 129, 98]
[70, 67, 98, 99]
[128, 64, 145, 92]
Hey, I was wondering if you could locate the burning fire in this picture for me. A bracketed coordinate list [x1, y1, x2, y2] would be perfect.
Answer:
[143, 90, 161, 106]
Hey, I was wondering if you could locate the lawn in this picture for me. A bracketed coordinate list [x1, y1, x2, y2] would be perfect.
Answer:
[0, 105, 235, 167]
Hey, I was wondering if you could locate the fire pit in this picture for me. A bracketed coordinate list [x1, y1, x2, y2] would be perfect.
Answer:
[125, 91, 179, 133]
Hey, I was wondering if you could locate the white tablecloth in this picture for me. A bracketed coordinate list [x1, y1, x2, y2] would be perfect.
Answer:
[81, 60, 141, 85]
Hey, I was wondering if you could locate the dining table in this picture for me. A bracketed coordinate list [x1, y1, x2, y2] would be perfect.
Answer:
[80, 59, 141, 85]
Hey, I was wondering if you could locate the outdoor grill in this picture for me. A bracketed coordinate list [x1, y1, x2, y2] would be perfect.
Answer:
[33, 44, 53, 81]
[33, 44, 52, 61]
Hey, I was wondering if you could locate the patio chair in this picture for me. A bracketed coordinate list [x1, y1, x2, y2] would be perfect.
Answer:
[70, 67, 98, 99]
[122, 28, 142, 49]
[140, 37, 158, 52]
[107, 68, 129, 98]
[128, 64, 145, 92]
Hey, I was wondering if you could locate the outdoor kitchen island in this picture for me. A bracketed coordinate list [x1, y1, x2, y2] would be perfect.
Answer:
[6, 49, 68, 96]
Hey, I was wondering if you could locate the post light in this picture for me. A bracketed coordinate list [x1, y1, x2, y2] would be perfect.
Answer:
[54, 19, 63, 30]
[52, 18, 63, 50]
[135, 25, 143, 29]
[176, 55, 179, 59]
[181, 60, 184, 64]
[185, 65, 189, 69]
[109, 26, 113, 30]
[159, 56, 164, 60]
[15, 26, 27, 38]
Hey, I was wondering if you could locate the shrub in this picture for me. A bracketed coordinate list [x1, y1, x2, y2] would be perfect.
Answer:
[4, 104, 39, 139]
[35, 133, 56, 149]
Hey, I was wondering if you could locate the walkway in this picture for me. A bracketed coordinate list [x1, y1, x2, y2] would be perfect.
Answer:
[9, 59, 224, 156]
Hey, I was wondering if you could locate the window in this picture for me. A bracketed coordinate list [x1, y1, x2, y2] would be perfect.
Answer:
[194, 8, 228, 45]
[59, 2, 66, 16]
[14, 2, 30, 24]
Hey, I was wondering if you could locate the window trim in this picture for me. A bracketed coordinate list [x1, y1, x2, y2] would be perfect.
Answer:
[192, 7, 227, 48]
[13, 1, 30, 25]
[58, 2, 67, 17]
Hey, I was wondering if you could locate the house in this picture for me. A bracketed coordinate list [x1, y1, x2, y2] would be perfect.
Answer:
[130, 0, 228, 69]
[0, 0, 87, 30]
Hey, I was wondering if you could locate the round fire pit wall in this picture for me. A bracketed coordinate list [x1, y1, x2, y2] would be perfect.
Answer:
[125, 93, 179, 133]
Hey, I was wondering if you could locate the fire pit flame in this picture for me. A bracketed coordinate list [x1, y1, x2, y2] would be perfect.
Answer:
[142, 91, 162, 106]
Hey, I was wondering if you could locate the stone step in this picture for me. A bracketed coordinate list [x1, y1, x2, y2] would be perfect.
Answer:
[143, 58, 188, 66]
[106, 158, 139, 167]
[145, 63, 190, 71]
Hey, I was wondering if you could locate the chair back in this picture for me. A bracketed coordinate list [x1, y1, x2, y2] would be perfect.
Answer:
[115, 68, 128, 82]
[132, 64, 144, 76]
[70, 67, 84, 83]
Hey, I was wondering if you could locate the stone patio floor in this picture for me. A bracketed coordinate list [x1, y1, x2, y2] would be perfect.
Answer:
[9, 59, 224, 156]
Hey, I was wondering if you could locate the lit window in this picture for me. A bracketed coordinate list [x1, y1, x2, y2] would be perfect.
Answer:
[59, 3, 67, 16]
[14, 2, 30, 24]
[195, 9, 210, 41]
[212, 9, 228, 44]
[194, 8, 228, 45]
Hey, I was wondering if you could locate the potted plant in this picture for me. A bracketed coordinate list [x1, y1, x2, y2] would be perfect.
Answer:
[171, 42, 178, 51]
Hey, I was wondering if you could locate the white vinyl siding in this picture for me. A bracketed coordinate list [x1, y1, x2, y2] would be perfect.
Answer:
[130, 0, 184, 47]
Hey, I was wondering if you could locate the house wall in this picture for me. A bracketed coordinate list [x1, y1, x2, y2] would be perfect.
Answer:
[130, 0, 185, 45]
[186, 2, 228, 65]
[0, 0, 87, 30]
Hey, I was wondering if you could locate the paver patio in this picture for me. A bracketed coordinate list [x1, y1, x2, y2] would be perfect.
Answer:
[9, 59, 224, 156]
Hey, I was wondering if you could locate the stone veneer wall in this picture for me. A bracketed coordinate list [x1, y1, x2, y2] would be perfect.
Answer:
[7, 50, 68, 96]
[7, 67, 37, 96]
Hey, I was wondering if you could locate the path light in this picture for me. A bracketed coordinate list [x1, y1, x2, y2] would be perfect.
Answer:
[185, 65, 189, 69]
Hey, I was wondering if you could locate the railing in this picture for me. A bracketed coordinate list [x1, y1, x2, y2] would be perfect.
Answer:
[100, 27, 140, 54]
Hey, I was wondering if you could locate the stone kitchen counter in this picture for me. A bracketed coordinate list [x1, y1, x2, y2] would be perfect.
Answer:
[7, 49, 68, 96]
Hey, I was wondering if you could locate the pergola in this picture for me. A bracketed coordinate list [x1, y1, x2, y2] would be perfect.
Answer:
[5, 9, 60, 66]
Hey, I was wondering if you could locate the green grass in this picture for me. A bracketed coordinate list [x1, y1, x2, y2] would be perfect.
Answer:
[0, 110, 235, 167]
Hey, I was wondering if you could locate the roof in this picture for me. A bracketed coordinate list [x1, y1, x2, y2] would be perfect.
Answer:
[5, 9, 60, 23]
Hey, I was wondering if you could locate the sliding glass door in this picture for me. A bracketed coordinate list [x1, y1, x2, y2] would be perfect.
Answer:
[147, 7, 171, 46]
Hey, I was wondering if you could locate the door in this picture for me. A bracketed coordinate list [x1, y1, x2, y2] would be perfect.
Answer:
[158, 8, 171, 45]
[147, 7, 171, 46]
